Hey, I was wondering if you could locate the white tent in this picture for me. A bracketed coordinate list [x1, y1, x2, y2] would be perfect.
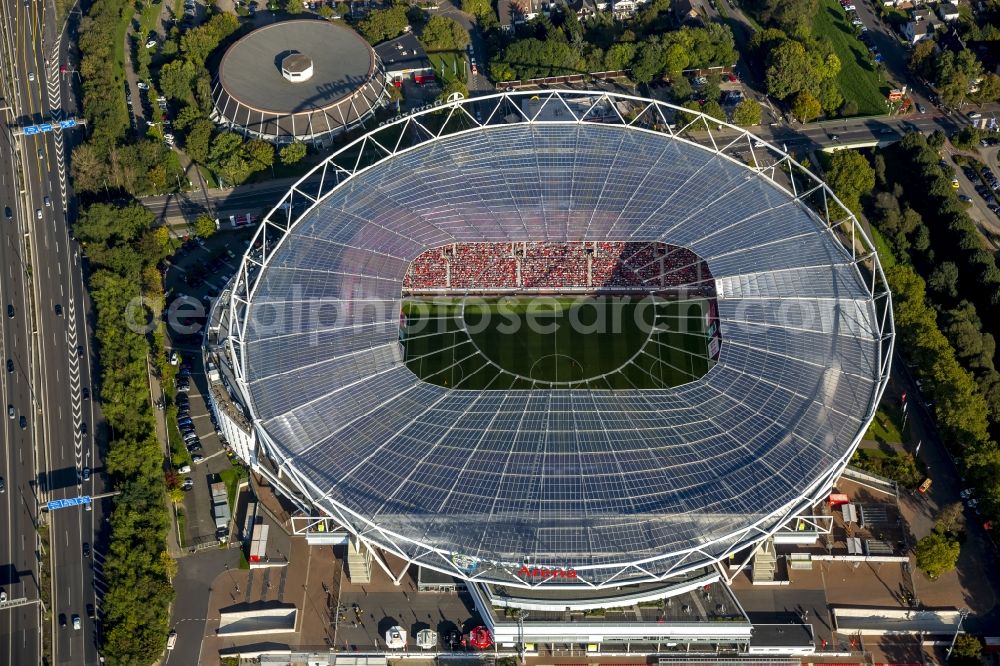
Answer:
[385, 626, 406, 649]
[416, 629, 437, 649]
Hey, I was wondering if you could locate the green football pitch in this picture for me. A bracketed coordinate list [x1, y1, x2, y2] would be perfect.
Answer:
[400, 296, 713, 390]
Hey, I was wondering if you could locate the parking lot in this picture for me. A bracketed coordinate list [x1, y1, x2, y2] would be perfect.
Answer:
[162, 228, 255, 546]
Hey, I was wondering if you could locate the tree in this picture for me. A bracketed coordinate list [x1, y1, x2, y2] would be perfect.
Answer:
[285, 0, 303, 13]
[317, 3, 334, 18]
[826, 150, 875, 215]
[951, 634, 982, 661]
[280, 142, 307, 166]
[184, 119, 215, 164]
[358, 5, 409, 44]
[603, 43, 636, 72]
[765, 40, 813, 99]
[167, 487, 185, 504]
[461, 0, 492, 17]
[437, 79, 469, 104]
[934, 502, 965, 536]
[670, 76, 693, 103]
[244, 139, 274, 173]
[702, 100, 725, 123]
[173, 105, 203, 132]
[732, 99, 762, 127]
[158, 60, 195, 101]
[790, 90, 822, 123]
[194, 215, 217, 239]
[420, 16, 469, 52]
[928, 262, 960, 299]
[631, 40, 664, 84]
[915, 532, 960, 579]
[70, 142, 109, 194]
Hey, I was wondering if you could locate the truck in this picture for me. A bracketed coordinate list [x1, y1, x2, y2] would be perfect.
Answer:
[211, 481, 231, 541]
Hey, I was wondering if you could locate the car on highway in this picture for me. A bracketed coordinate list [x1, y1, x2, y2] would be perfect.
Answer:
[6, 304, 13, 318]
[7, 405, 13, 419]
[59, 614, 66, 629]
[167, 630, 178, 650]
[4, 206, 11, 220]
[0, 478, 5, 494]
[77, 345, 84, 358]
[917, 103, 925, 114]
[80, 422, 88, 436]
[72, 615, 81, 630]
[6, 359, 13, 373]
[36, 209, 41, 219]
[28, 71, 34, 81]
[44, 195, 51, 207]
[82, 467, 90, 481]
[86, 604, 96, 619]
[54, 303, 62, 316]
[82, 387, 90, 400]
[19, 415, 26, 430]
[0, 589, 5, 601]
[82, 542, 91, 558]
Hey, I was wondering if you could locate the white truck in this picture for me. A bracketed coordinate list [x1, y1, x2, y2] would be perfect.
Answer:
[211, 481, 231, 542]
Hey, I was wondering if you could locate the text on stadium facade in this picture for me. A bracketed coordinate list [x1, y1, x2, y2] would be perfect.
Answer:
[518, 566, 577, 579]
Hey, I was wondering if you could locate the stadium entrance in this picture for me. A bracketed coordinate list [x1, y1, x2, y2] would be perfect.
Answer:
[399, 241, 721, 390]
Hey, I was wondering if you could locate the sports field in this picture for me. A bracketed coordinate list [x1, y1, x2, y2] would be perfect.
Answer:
[400, 296, 715, 390]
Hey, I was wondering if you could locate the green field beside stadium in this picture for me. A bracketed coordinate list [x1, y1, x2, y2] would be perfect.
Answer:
[401, 296, 713, 390]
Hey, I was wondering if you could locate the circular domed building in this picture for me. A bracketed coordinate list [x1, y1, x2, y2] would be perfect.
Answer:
[211, 19, 389, 145]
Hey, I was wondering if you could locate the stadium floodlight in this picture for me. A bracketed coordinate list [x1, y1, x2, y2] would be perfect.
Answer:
[227, 90, 893, 589]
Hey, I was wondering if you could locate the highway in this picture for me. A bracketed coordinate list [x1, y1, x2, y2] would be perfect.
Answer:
[0, 0, 103, 663]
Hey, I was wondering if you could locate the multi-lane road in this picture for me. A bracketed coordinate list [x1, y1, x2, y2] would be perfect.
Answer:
[0, 0, 103, 663]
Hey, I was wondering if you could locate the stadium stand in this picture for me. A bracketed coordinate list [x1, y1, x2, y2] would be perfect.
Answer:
[403, 241, 714, 293]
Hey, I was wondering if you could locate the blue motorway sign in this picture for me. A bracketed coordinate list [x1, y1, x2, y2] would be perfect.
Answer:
[47, 496, 92, 511]
[22, 118, 79, 136]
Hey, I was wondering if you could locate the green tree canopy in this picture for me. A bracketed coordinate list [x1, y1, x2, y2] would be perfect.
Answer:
[915, 532, 960, 579]
[732, 99, 762, 127]
[420, 16, 469, 52]
[194, 214, 217, 239]
[791, 90, 822, 122]
[280, 142, 307, 166]
[826, 150, 875, 216]
[358, 5, 409, 44]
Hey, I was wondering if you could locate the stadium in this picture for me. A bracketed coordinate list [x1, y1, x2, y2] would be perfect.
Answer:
[216, 91, 893, 612]
[210, 19, 389, 144]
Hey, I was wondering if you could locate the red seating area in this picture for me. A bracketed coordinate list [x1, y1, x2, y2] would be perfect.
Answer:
[451, 243, 518, 288]
[403, 242, 714, 292]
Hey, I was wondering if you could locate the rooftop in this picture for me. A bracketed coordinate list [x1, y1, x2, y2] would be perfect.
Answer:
[219, 20, 373, 113]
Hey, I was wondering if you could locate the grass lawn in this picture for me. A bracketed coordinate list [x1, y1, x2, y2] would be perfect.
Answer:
[138, 0, 162, 39]
[402, 296, 715, 390]
[812, 0, 888, 116]
[175, 507, 187, 548]
[865, 405, 906, 444]
[867, 225, 898, 269]
[428, 51, 467, 84]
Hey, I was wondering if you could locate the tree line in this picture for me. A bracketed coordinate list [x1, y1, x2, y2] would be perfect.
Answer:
[74, 203, 177, 663]
[826, 139, 1000, 543]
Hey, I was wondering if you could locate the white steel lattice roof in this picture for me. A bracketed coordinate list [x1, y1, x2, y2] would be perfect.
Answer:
[230, 91, 892, 587]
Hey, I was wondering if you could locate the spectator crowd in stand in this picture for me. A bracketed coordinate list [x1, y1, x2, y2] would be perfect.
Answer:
[402, 241, 715, 293]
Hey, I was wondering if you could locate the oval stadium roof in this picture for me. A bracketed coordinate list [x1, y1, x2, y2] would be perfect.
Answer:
[212, 19, 387, 142]
[230, 91, 893, 587]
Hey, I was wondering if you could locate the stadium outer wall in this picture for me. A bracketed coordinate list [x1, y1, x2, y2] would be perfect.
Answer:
[221, 90, 895, 590]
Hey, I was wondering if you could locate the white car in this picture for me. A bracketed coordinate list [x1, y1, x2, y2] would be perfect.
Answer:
[145, 39, 157, 48]
[72, 615, 81, 630]
[137, 82, 149, 90]
[167, 630, 177, 650]
[28, 71, 35, 81]
[169, 351, 179, 365]
[35, 209, 42, 219]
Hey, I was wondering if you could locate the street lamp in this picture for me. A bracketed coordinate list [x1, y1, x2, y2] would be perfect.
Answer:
[946, 608, 969, 659]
